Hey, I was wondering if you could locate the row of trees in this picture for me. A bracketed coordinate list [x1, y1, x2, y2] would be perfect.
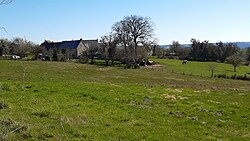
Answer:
[154, 39, 250, 72]
[246, 48, 250, 62]
[156, 39, 250, 63]
[0, 1, 45, 60]
[162, 39, 243, 62]
[0, 38, 41, 59]
[190, 39, 241, 62]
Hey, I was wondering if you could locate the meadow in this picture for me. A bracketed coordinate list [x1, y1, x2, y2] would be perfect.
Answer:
[0, 59, 249, 140]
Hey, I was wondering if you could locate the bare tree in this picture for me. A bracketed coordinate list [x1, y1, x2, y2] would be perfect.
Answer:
[170, 41, 181, 54]
[0, 38, 10, 56]
[100, 35, 110, 65]
[112, 20, 131, 56]
[112, 15, 155, 62]
[226, 53, 245, 72]
[140, 39, 157, 62]
[84, 41, 100, 64]
[11, 37, 34, 58]
[100, 33, 119, 65]
[207, 63, 218, 77]
[125, 15, 154, 61]
[157, 47, 166, 58]
[245, 47, 250, 63]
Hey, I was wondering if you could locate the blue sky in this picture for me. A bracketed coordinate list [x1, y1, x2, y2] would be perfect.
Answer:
[0, 0, 250, 45]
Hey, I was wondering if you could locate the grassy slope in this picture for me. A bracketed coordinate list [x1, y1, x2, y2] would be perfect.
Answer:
[0, 60, 249, 140]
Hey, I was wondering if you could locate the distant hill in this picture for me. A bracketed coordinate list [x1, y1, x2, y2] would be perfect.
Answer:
[160, 42, 250, 49]
[225, 42, 250, 48]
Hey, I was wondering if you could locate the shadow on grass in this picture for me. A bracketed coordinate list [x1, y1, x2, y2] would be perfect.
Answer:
[84, 59, 126, 68]
[80, 60, 126, 69]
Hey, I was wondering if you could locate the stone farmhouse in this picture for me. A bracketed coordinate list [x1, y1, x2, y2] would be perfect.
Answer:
[41, 39, 99, 60]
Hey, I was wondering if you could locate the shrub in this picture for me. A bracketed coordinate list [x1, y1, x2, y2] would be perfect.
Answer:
[60, 56, 67, 62]
[231, 74, 237, 79]
[236, 74, 250, 81]
[133, 63, 140, 69]
[77, 58, 89, 64]
[217, 74, 227, 78]
[32, 111, 50, 118]
[45, 56, 50, 61]
[229, 74, 250, 81]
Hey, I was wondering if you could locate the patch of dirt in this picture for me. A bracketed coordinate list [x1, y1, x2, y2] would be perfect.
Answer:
[98, 68, 112, 71]
[203, 89, 211, 94]
[177, 96, 189, 100]
[207, 100, 221, 104]
[165, 88, 183, 93]
[162, 94, 189, 101]
[238, 93, 245, 96]
[110, 84, 122, 87]
[162, 94, 177, 100]
[165, 77, 184, 82]
[145, 65, 164, 70]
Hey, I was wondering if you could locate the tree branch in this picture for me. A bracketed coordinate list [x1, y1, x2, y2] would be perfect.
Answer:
[0, 27, 8, 33]
[0, 0, 12, 5]
[0, 0, 12, 33]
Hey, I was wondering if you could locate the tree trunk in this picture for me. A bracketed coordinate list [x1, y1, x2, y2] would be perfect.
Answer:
[124, 44, 128, 55]
[134, 38, 138, 61]
[105, 59, 109, 65]
[234, 66, 237, 72]
[125, 59, 132, 69]
[211, 70, 214, 78]
[90, 51, 95, 64]
[0, 47, 3, 56]
[90, 54, 94, 64]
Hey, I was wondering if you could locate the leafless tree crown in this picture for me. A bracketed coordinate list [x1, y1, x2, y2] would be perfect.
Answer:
[112, 15, 155, 61]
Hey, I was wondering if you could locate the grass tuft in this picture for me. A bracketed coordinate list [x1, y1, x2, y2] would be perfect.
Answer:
[32, 111, 51, 118]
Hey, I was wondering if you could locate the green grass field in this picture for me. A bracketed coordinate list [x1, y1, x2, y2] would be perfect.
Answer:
[0, 59, 249, 140]
[154, 58, 250, 77]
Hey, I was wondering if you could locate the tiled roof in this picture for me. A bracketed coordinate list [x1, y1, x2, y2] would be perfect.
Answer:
[42, 40, 81, 49]
[43, 42, 61, 50]
[42, 39, 98, 49]
[60, 40, 81, 49]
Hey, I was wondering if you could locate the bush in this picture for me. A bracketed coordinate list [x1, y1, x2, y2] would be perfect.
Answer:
[32, 111, 50, 118]
[133, 63, 140, 69]
[235, 74, 250, 81]
[231, 74, 237, 79]
[60, 56, 67, 62]
[215, 73, 250, 81]
[45, 56, 50, 61]
[77, 58, 89, 64]
[217, 74, 227, 78]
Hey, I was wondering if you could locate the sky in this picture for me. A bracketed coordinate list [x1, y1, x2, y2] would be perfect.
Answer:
[0, 0, 250, 45]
